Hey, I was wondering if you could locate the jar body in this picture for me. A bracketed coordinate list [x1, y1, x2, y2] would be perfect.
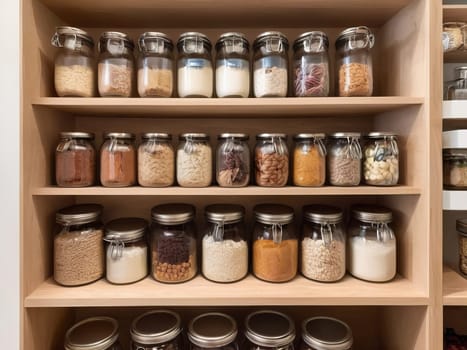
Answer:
[443, 149, 467, 189]
[138, 54, 174, 97]
[247, 341, 294, 350]
[56, 137, 95, 187]
[293, 49, 329, 97]
[131, 337, 183, 350]
[217, 138, 250, 187]
[190, 342, 238, 350]
[327, 137, 361, 186]
[106, 239, 148, 284]
[216, 58, 250, 98]
[255, 138, 289, 187]
[293, 139, 325, 187]
[98, 43, 134, 97]
[443, 22, 465, 52]
[100, 138, 136, 187]
[299, 342, 351, 350]
[177, 139, 212, 187]
[138, 138, 175, 187]
[459, 232, 467, 277]
[363, 136, 399, 186]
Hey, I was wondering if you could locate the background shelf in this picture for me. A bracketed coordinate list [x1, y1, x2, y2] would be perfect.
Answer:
[443, 266, 467, 306]
[443, 191, 467, 210]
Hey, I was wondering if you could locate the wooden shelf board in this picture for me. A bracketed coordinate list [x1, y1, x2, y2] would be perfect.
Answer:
[444, 50, 467, 63]
[443, 190, 467, 210]
[443, 4, 467, 22]
[443, 266, 467, 305]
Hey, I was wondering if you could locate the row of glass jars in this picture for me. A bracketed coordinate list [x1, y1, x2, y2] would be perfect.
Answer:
[55, 131, 399, 188]
[51, 26, 375, 98]
[53, 203, 397, 287]
[64, 310, 353, 350]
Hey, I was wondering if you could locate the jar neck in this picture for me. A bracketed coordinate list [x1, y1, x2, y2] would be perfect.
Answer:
[353, 220, 394, 242]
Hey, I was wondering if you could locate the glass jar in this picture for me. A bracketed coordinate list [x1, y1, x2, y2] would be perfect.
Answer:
[363, 132, 399, 186]
[215, 32, 250, 98]
[177, 133, 212, 187]
[188, 313, 238, 350]
[55, 132, 96, 187]
[131, 310, 183, 350]
[443, 22, 465, 53]
[138, 133, 175, 187]
[255, 133, 289, 187]
[104, 217, 148, 285]
[253, 31, 289, 97]
[252, 204, 297, 282]
[327, 132, 362, 186]
[444, 149, 467, 189]
[245, 310, 295, 350]
[150, 203, 197, 283]
[98, 31, 135, 97]
[301, 205, 346, 282]
[51, 26, 96, 97]
[336, 26, 374, 97]
[202, 204, 248, 283]
[293, 31, 330, 97]
[445, 67, 467, 100]
[348, 205, 397, 282]
[65, 317, 121, 350]
[177, 32, 213, 97]
[137, 32, 174, 97]
[216, 133, 250, 187]
[458, 219, 467, 277]
[100, 132, 136, 187]
[300, 317, 353, 350]
[54, 204, 104, 286]
[293, 133, 326, 187]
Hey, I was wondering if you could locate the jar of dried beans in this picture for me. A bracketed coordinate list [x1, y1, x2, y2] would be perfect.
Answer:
[137, 32, 174, 97]
[300, 317, 353, 350]
[253, 31, 289, 97]
[336, 26, 374, 97]
[458, 219, 467, 277]
[255, 133, 289, 187]
[293, 133, 326, 187]
[177, 133, 212, 187]
[138, 133, 175, 187]
[188, 313, 239, 350]
[293, 31, 330, 97]
[150, 203, 197, 283]
[51, 26, 96, 97]
[245, 310, 295, 350]
[100, 132, 136, 187]
[216, 133, 250, 187]
[301, 205, 345, 282]
[363, 132, 399, 186]
[98, 31, 135, 97]
[55, 132, 96, 187]
[202, 204, 248, 283]
[252, 204, 297, 282]
[65, 317, 121, 350]
[327, 132, 362, 186]
[54, 204, 104, 286]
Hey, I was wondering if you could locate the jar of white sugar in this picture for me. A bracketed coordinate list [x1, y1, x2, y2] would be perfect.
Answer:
[348, 205, 396, 282]
[104, 217, 148, 285]
[177, 133, 212, 187]
[363, 132, 399, 186]
[177, 32, 213, 97]
[202, 204, 248, 283]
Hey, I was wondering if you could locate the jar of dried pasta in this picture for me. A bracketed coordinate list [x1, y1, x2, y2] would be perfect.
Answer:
[255, 133, 289, 187]
[100, 132, 136, 187]
[327, 132, 362, 186]
[138, 133, 174, 187]
[216, 133, 250, 187]
[293, 133, 326, 186]
[177, 133, 212, 187]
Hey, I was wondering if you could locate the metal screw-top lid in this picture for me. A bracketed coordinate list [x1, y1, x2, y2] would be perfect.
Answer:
[142, 133, 172, 140]
[179, 133, 209, 141]
[303, 205, 343, 224]
[335, 26, 375, 50]
[56, 204, 102, 226]
[138, 32, 173, 53]
[301, 317, 353, 350]
[99, 31, 134, 52]
[254, 204, 294, 225]
[51, 26, 94, 48]
[457, 219, 467, 234]
[205, 204, 245, 224]
[293, 133, 326, 140]
[253, 31, 289, 51]
[65, 317, 119, 350]
[104, 217, 147, 242]
[177, 32, 212, 52]
[256, 133, 287, 140]
[455, 66, 467, 80]
[151, 203, 195, 225]
[245, 310, 295, 347]
[218, 133, 249, 141]
[130, 310, 182, 345]
[188, 312, 238, 348]
[103, 132, 135, 140]
[329, 132, 361, 139]
[60, 132, 95, 140]
[366, 132, 397, 138]
[293, 31, 329, 52]
[216, 32, 249, 52]
[351, 205, 392, 223]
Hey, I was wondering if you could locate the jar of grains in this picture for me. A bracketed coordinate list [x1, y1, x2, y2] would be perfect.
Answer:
[98, 31, 135, 97]
[216, 133, 250, 187]
[443, 129, 467, 189]
[348, 205, 397, 282]
[363, 132, 399, 186]
[215, 32, 250, 98]
[138, 133, 175, 187]
[245, 311, 295, 350]
[177, 32, 213, 97]
[301, 205, 346, 282]
[65, 317, 121, 350]
[252, 204, 297, 282]
[137, 32, 174, 97]
[177, 133, 212, 187]
[188, 313, 238, 350]
[100, 132, 136, 187]
[300, 317, 353, 350]
[293, 31, 330, 97]
[457, 219, 467, 277]
[55, 132, 96, 187]
[202, 204, 248, 283]
[104, 217, 148, 285]
[130, 310, 183, 350]
[293, 133, 326, 187]
[150, 203, 197, 283]
[253, 31, 289, 97]
[255, 133, 289, 187]
[51, 26, 96, 97]
[327, 132, 362, 186]
[443, 22, 465, 53]
[336, 26, 374, 97]
[54, 204, 104, 286]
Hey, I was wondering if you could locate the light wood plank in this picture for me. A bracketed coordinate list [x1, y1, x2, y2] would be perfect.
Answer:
[444, 266, 467, 306]
[443, 4, 467, 22]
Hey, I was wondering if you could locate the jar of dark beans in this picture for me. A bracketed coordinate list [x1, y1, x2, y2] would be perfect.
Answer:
[216, 133, 250, 187]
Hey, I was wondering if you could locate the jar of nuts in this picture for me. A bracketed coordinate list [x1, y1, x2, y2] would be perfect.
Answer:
[363, 132, 399, 186]
[255, 133, 289, 187]
[327, 132, 362, 186]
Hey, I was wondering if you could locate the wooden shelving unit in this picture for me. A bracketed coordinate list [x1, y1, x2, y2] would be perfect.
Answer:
[444, 266, 467, 306]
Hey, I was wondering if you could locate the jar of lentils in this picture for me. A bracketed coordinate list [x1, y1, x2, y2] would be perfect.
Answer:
[245, 310, 295, 350]
[300, 317, 353, 350]
[188, 313, 238, 350]
[255, 133, 289, 187]
[65, 317, 121, 350]
[138, 133, 175, 187]
[293, 133, 326, 187]
[216, 133, 250, 187]
[363, 132, 399, 186]
[177, 133, 212, 187]
[327, 132, 362, 186]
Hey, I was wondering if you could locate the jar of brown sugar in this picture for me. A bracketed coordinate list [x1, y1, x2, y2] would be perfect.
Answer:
[327, 132, 362, 186]
[293, 133, 326, 187]
[55, 132, 96, 187]
[100, 132, 136, 187]
[255, 133, 289, 187]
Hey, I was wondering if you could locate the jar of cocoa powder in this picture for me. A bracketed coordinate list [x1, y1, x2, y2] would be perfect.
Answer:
[255, 133, 289, 187]
[100, 132, 136, 187]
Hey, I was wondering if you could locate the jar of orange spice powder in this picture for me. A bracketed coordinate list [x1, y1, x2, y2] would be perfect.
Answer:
[100, 132, 136, 187]
[293, 133, 326, 187]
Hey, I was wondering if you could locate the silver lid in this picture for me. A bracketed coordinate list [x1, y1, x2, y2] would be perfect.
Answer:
[51, 26, 94, 48]
[302, 317, 353, 350]
[329, 132, 360, 138]
[254, 31, 289, 50]
[188, 313, 238, 348]
[142, 133, 172, 140]
[366, 132, 397, 138]
[352, 205, 392, 223]
[254, 204, 294, 224]
[218, 133, 249, 140]
[303, 205, 343, 224]
[103, 132, 135, 140]
[293, 133, 326, 140]
[56, 204, 102, 225]
[177, 32, 212, 50]
[138, 32, 173, 52]
[245, 310, 295, 347]
[179, 133, 209, 141]
[151, 203, 195, 225]
[65, 317, 119, 350]
[444, 22, 467, 27]
[457, 219, 467, 234]
[60, 132, 95, 140]
[336, 26, 373, 41]
[99, 31, 134, 51]
[293, 31, 329, 51]
[104, 217, 147, 242]
[130, 310, 182, 345]
[216, 32, 249, 50]
[205, 204, 245, 224]
[256, 133, 287, 140]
